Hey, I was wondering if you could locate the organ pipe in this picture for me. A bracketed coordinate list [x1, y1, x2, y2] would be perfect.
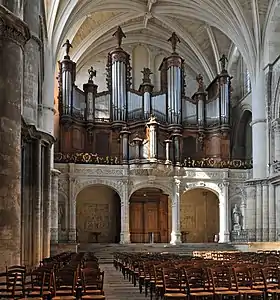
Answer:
[108, 26, 130, 122]
[166, 32, 184, 124]
[60, 40, 76, 115]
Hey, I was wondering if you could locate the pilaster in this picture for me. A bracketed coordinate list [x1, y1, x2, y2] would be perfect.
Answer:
[268, 183, 276, 241]
[218, 181, 230, 243]
[120, 179, 130, 244]
[51, 169, 61, 243]
[170, 179, 182, 244]
[262, 182, 269, 241]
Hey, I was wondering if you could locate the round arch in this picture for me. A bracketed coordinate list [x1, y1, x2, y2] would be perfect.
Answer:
[183, 181, 222, 199]
[76, 184, 121, 243]
[129, 182, 172, 199]
[73, 179, 123, 201]
[180, 187, 220, 243]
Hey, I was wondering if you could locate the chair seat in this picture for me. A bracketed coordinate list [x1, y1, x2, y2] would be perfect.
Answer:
[84, 289, 103, 295]
[52, 296, 76, 300]
[190, 291, 214, 297]
[239, 289, 263, 294]
[164, 292, 187, 298]
[215, 290, 239, 295]
[268, 289, 280, 294]
[82, 295, 106, 300]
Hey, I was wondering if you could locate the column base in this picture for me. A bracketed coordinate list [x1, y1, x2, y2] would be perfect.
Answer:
[68, 229, 77, 243]
[219, 231, 230, 243]
[120, 232, 130, 244]
[170, 231, 182, 245]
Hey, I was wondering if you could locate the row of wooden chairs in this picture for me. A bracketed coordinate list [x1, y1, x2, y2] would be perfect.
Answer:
[114, 251, 280, 300]
[0, 252, 106, 299]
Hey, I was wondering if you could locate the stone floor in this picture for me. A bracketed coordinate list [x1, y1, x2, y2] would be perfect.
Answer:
[101, 263, 146, 300]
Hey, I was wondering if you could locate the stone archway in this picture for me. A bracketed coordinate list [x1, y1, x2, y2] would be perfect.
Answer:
[129, 187, 171, 243]
[180, 188, 219, 243]
[76, 184, 121, 243]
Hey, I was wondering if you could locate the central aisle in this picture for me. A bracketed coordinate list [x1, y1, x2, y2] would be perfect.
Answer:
[101, 263, 146, 300]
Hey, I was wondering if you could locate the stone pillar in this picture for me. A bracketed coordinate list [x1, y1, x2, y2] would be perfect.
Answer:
[251, 69, 267, 179]
[273, 120, 280, 162]
[68, 177, 76, 242]
[120, 180, 130, 244]
[170, 179, 181, 244]
[268, 183, 276, 241]
[245, 182, 256, 241]
[33, 139, 42, 265]
[275, 184, 280, 241]
[255, 183, 262, 241]
[51, 169, 60, 243]
[262, 182, 269, 241]
[0, 4, 30, 271]
[219, 181, 230, 243]
[42, 145, 51, 258]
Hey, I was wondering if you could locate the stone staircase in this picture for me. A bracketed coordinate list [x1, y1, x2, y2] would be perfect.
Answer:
[78, 243, 238, 263]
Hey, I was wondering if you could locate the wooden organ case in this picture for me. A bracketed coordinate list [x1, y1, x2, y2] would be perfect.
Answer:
[56, 28, 236, 243]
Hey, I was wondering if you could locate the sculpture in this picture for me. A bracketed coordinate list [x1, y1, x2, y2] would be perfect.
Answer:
[168, 32, 180, 53]
[232, 204, 242, 231]
[88, 66, 96, 83]
[219, 54, 228, 71]
[112, 26, 126, 48]
[62, 39, 72, 59]
[141, 67, 153, 83]
[196, 74, 204, 91]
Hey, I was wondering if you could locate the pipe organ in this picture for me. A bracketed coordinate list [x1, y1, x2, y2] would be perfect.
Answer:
[57, 27, 234, 165]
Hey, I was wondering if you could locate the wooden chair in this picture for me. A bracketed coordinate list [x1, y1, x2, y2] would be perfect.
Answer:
[162, 267, 187, 299]
[52, 269, 77, 300]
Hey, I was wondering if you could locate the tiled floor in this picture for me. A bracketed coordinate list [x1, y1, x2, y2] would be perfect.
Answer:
[101, 263, 146, 300]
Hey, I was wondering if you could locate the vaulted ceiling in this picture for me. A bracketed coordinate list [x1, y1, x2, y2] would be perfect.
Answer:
[45, 0, 280, 82]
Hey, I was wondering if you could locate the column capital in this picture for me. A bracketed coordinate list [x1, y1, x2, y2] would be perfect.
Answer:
[0, 5, 30, 48]
[51, 168, 61, 177]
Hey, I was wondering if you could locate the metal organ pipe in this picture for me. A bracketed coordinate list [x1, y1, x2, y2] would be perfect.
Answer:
[166, 55, 183, 124]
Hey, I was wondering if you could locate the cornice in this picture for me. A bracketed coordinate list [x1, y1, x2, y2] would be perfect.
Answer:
[0, 5, 30, 48]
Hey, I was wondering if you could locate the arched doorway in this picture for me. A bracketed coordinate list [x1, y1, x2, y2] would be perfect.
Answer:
[76, 185, 121, 243]
[129, 188, 170, 243]
[180, 188, 219, 243]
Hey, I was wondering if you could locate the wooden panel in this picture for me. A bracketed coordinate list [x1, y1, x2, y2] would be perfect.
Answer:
[95, 132, 110, 156]
[180, 189, 219, 243]
[130, 202, 144, 243]
[130, 189, 169, 243]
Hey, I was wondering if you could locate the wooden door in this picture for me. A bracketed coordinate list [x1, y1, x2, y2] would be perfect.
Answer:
[129, 191, 169, 243]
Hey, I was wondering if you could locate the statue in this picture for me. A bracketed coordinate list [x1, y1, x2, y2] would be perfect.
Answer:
[112, 26, 126, 48]
[168, 32, 180, 53]
[88, 66, 96, 83]
[219, 54, 228, 71]
[196, 74, 204, 91]
[62, 39, 72, 59]
[232, 204, 242, 231]
[141, 67, 153, 84]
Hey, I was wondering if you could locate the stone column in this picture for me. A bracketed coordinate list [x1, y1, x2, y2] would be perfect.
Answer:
[170, 179, 181, 244]
[33, 139, 42, 265]
[219, 181, 230, 243]
[275, 184, 280, 241]
[262, 182, 269, 241]
[245, 182, 256, 241]
[42, 145, 51, 258]
[251, 69, 267, 179]
[268, 183, 276, 241]
[51, 169, 61, 243]
[120, 180, 130, 244]
[68, 177, 76, 242]
[0, 4, 30, 271]
[255, 183, 262, 241]
[273, 120, 280, 162]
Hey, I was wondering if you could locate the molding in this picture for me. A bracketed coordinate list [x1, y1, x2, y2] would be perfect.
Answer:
[0, 5, 30, 48]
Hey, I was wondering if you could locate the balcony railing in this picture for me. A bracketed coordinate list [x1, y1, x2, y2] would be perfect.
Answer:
[54, 152, 252, 169]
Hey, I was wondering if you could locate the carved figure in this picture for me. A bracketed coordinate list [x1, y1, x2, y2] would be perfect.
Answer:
[141, 67, 153, 83]
[196, 74, 204, 90]
[232, 204, 242, 230]
[62, 39, 72, 58]
[168, 32, 180, 53]
[219, 54, 228, 71]
[88, 66, 96, 82]
[112, 26, 126, 48]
